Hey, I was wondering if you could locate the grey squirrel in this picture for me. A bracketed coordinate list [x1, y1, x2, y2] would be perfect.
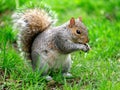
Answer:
[12, 8, 90, 80]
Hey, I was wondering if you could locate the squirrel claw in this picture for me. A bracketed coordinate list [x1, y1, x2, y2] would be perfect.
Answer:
[83, 44, 90, 52]
[86, 43, 91, 50]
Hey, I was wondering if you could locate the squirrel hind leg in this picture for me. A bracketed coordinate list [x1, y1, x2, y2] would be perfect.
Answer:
[31, 51, 49, 75]
[62, 54, 73, 78]
[62, 54, 72, 74]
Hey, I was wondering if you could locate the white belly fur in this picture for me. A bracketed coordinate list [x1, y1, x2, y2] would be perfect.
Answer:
[41, 50, 70, 69]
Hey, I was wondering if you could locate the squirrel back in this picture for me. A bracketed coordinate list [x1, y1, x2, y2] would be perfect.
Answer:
[12, 8, 57, 59]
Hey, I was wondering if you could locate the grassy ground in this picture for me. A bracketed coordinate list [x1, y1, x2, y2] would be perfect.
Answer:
[0, 0, 120, 89]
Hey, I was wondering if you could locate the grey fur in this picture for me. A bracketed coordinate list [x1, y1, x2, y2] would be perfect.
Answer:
[31, 22, 89, 76]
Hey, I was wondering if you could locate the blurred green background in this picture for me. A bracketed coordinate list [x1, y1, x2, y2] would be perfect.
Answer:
[0, 0, 120, 89]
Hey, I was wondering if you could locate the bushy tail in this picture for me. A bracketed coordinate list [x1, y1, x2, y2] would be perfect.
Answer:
[12, 8, 57, 59]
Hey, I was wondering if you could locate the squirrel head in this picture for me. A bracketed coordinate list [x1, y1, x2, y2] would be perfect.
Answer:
[68, 17, 89, 44]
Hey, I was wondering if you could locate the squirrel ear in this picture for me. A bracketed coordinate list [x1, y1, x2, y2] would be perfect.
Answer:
[79, 17, 82, 22]
[69, 17, 75, 28]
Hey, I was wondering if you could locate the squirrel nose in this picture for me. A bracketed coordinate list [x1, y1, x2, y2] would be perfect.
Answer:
[84, 37, 89, 43]
[86, 38, 89, 43]
[81, 36, 89, 43]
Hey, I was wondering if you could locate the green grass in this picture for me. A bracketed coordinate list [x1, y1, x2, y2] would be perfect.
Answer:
[0, 0, 120, 89]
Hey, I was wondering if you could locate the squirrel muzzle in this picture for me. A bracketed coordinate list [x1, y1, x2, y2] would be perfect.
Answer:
[84, 37, 89, 44]
[77, 36, 89, 44]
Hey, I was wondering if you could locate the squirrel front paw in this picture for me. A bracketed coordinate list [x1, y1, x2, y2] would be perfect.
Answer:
[82, 44, 90, 52]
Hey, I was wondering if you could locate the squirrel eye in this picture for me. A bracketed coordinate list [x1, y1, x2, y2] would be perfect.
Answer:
[76, 30, 81, 34]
